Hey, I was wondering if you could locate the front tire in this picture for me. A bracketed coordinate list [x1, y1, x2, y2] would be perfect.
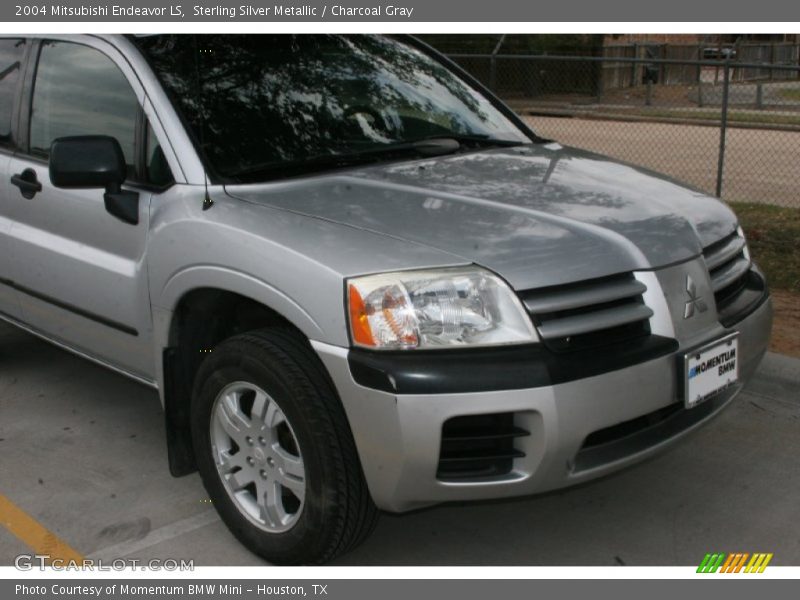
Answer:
[191, 328, 378, 564]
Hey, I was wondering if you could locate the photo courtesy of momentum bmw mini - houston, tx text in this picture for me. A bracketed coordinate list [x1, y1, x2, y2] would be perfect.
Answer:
[0, 33, 773, 565]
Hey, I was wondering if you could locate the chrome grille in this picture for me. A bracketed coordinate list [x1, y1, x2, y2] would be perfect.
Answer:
[519, 273, 653, 352]
[703, 229, 766, 326]
[703, 229, 751, 301]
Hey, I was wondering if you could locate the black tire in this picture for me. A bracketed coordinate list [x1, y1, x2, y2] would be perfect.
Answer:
[190, 327, 378, 565]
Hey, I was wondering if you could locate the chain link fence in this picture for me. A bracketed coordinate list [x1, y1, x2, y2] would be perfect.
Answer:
[447, 50, 800, 209]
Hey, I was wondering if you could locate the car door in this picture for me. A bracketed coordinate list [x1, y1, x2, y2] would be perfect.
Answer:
[0, 37, 28, 322]
[5, 37, 156, 381]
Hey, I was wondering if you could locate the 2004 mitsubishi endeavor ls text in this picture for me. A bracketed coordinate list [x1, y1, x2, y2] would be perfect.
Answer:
[0, 34, 772, 564]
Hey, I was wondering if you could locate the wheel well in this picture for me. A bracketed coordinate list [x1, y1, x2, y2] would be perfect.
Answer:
[163, 288, 300, 476]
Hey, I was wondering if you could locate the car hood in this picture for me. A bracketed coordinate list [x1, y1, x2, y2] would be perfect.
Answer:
[226, 143, 738, 290]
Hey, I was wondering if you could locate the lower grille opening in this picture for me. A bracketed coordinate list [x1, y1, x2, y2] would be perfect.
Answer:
[437, 413, 529, 481]
[573, 392, 734, 473]
[582, 402, 683, 449]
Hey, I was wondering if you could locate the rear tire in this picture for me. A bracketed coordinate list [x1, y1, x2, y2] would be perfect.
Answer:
[190, 328, 378, 564]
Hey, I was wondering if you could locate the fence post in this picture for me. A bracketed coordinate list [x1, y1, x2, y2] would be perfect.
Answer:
[696, 43, 702, 82]
[715, 59, 731, 198]
[770, 43, 775, 81]
[594, 47, 604, 100]
[489, 34, 506, 93]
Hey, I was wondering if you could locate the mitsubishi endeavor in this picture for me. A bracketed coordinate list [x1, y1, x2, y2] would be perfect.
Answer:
[0, 34, 772, 564]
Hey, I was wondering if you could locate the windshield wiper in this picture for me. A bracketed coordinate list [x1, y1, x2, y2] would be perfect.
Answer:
[227, 151, 400, 181]
[427, 134, 527, 148]
[227, 136, 526, 181]
[393, 134, 526, 151]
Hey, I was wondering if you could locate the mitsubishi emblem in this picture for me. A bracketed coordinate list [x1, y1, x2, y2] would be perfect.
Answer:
[684, 275, 708, 319]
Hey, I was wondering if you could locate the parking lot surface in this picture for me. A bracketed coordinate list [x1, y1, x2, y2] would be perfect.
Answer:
[527, 116, 800, 207]
[1, 321, 799, 566]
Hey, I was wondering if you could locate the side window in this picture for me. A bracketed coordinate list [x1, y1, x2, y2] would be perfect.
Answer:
[29, 41, 139, 170]
[0, 38, 25, 148]
[145, 121, 174, 187]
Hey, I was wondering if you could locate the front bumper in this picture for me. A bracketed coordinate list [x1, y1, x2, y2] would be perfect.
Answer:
[314, 285, 772, 513]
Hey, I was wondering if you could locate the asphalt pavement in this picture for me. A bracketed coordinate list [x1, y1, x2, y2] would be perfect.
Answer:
[527, 116, 800, 207]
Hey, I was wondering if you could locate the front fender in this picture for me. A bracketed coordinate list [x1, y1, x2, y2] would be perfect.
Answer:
[157, 264, 325, 340]
[150, 265, 328, 405]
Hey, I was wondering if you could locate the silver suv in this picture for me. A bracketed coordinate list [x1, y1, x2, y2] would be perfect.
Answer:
[0, 34, 772, 564]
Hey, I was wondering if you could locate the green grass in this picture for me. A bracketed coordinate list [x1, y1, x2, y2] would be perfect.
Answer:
[729, 202, 800, 292]
[640, 109, 800, 127]
[778, 89, 800, 101]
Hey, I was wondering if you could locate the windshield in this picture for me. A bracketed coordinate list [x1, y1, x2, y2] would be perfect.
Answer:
[133, 35, 532, 182]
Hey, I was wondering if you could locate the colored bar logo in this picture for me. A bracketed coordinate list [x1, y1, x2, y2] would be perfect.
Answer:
[697, 552, 773, 573]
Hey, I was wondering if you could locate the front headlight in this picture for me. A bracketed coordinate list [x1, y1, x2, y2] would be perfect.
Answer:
[347, 266, 538, 350]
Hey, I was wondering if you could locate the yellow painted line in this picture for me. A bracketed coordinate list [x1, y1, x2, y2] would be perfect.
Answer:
[0, 494, 83, 563]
